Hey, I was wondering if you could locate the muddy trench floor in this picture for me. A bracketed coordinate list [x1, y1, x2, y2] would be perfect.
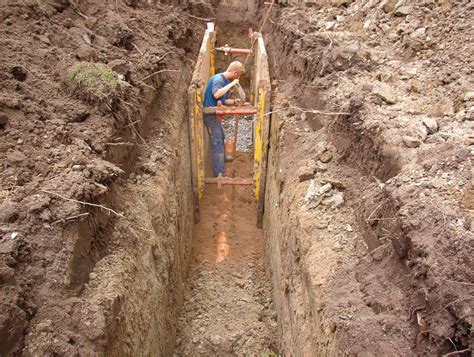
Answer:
[174, 153, 278, 356]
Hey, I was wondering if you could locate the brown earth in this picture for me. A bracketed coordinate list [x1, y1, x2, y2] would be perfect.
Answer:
[0, 0, 210, 355]
[175, 153, 277, 355]
[1, 0, 473, 356]
[264, 1, 473, 356]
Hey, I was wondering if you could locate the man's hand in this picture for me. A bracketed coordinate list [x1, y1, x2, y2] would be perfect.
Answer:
[214, 79, 240, 100]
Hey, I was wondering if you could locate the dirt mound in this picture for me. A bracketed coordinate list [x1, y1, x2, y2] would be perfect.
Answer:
[264, 1, 473, 355]
[0, 0, 211, 354]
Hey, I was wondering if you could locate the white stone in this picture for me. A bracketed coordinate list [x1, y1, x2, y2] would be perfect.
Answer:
[319, 183, 333, 194]
[332, 193, 345, 208]
[402, 135, 421, 148]
[326, 22, 336, 30]
[418, 126, 428, 142]
[410, 27, 426, 39]
[463, 91, 474, 102]
[422, 117, 438, 134]
[400, 65, 418, 77]
[373, 82, 396, 104]
[394, 5, 412, 17]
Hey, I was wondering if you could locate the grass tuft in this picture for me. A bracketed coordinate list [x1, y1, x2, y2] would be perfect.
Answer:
[69, 62, 127, 103]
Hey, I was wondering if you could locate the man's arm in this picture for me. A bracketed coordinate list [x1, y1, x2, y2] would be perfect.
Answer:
[223, 98, 241, 106]
[213, 79, 239, 99]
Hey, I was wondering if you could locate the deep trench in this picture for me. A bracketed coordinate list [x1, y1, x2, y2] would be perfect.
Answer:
[101, 4, 399, 355]
[7, 2, 465, 356]
[99, 5, 280, 356]
[173, 14, 279, 355]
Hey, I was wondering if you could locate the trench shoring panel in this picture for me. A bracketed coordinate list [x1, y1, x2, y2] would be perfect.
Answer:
[188, 23, 271, 226]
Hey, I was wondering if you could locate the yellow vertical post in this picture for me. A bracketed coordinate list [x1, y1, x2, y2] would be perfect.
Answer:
[195, 88, 205, 200]
[209, 37, 215, 76]
[188, 22, 216, 222]
[256, 88, 270, 228]
[254, 87, 265, 200]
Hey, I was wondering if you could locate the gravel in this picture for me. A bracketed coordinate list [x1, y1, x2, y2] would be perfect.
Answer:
[222, 115, 254, 152]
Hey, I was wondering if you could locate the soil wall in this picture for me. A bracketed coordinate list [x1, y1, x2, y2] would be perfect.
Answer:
[0, 0, 210, 355]
[263, 1, 473, 356]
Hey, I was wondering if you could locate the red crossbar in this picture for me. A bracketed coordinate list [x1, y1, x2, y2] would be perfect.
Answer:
[215, 108, 257, 116]
[205, 178, 254, 185]
[215, 46, 252, 55]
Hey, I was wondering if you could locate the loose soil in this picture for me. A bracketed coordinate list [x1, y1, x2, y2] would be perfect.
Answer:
[264, 1, 473, 356]
[175, 153, 277, 355]
[1, 0, 472, 356]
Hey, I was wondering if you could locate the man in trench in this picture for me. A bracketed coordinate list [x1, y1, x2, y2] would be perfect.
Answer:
[203, 61, 245, 178]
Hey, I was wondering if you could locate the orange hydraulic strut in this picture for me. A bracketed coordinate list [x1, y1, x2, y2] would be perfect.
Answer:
[204, 178, 254, 185]
[215, 44, 252, 55]
[203, 102, 256, 116]
[215, 108, 257, 116]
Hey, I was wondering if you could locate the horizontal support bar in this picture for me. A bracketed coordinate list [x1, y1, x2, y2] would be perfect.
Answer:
[215, 46, 252, 55]
[204, 178, 254, 185]
[203, 105, 257, 116]
[216, 109, 257, 116]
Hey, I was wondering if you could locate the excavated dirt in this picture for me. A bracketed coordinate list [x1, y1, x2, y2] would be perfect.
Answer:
[264, 1, 473, 356]
[1, 0, 473, 356]
[0, 0, 210, 355]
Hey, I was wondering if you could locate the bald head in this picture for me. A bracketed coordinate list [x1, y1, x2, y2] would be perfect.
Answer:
[225, 61, 244, 80]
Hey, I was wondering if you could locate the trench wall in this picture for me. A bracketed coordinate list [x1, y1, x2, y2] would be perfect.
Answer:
[261, 6, 408, 356]
[102, 82, 195, 355]
[17, 36, 198, 357]
[264, 111, 340, 356]
[262, 3, 474, 355]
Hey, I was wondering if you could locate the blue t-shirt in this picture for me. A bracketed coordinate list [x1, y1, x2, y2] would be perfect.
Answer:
[204, 73, 230, 107]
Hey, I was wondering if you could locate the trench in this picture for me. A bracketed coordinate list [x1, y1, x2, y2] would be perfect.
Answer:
[174, 14, 278, 355]
[175, 152, 277, 355]
[6, 2, 467, 356]
[97, 4, 396, 356]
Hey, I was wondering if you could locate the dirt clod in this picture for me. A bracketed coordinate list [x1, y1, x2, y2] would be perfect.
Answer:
[10, 66, 27, 81]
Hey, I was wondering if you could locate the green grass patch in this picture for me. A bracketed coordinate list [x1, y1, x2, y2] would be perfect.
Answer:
[69, 62, 126, 103]
[70, 62, 119, 87]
